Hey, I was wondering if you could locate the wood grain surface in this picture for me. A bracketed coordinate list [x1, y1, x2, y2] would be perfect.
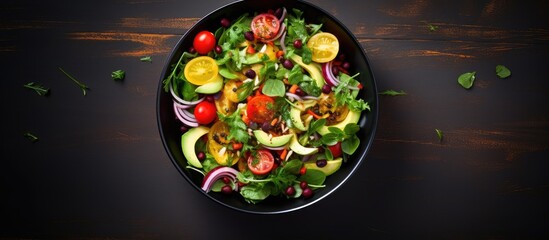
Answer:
[1, 0, 548, 239]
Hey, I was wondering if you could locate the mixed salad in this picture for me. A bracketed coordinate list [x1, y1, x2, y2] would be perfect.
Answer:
[162, 7, 369, 203]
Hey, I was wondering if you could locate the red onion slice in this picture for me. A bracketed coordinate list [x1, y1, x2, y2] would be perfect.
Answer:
[285, 92, 303, 102]
[322, 61, 340, 86]
[173, 102, 199, 127]
[201, 166, 239, 192]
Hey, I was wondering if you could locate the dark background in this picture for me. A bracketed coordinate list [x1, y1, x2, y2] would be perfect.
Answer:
[2, 0, 548, 239]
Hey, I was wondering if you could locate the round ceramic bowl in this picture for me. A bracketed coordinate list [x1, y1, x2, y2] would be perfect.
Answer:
[157, 0, 378, 214]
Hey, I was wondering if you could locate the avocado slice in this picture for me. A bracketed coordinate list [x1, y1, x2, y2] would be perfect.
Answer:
[304, 157, 342, 176]
[317, 110, 361, 135]
[290, 100, 317, 131]
[180, 126, 209, 168]
[289, 55, 325, 88]
[195, 74, 223, 94]
[289, 134, 318, 155]
[253, 130, 293, 147]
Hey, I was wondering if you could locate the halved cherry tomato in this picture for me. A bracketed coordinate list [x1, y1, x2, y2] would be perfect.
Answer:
[184, 56, 219, 85]
[194, 101, 216, 125]
[327, 141, 343, 158]
[306, 32, 339, 63]
[251, 13, 280, 41]
[208, 121, 239, 166]
[246, 95, 275, 124]
[193, 31, 216, 55]
[247, 149, 275, 175]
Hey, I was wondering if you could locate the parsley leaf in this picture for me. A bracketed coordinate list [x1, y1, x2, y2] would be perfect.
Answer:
[496, 65, 511, 79]
[457, 71, 476, 89]
[111, 70, 125, 81]
[217, 108, 252, 151]
[379, 89, 406, 96]
[23, 82, 50, 96]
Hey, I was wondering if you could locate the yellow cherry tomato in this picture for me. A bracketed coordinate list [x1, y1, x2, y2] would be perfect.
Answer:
[184, 56, 219, 85]
[306, 32, 339, 63]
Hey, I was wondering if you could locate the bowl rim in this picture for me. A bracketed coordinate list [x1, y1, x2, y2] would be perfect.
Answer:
[156, 0, 379, 214]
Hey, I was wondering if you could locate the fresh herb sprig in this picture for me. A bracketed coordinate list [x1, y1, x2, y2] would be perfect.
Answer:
[58, 67, 89, 96]
[435, 129, 443, 142]
[111, 70, 125, 81]
[379, 89, 406, 96]
[140, 56, 152, 63]
[23, 82, 50, 96]
[24, 132, 39, 142]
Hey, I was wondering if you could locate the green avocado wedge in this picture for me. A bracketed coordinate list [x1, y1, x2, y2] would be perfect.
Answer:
[289, 134, 318, 155]
[317, 110, 361, 135]
[181, 126, 209, 168]
[289, 54, 325, 89]
[290, 100, 316, 131]
[195, 74, 223, 94]
[253, 130, 293, 147]
[304, 157, 342, 176]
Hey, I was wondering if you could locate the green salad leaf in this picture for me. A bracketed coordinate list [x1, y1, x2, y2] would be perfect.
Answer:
[496, 65, 511, 79]
[457, 71, 476, 89]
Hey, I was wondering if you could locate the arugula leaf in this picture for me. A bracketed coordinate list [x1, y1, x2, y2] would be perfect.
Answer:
[457, 71, 476, 89]
[435, 129, 443, 142]
[111, 70, 125, 81]
[140, 56, 152, 63]
[334, 73, 370, 111]
[162, 51, 197, 92]
[379, 89, 406, 96]
[58, 67, 90, 96]
[24, 132, 39, 143]
[496, 65, 511, 79]
[23, 82, 50, 96]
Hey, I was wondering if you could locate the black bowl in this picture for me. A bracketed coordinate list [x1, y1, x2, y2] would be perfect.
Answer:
[157, 0, 378, 214]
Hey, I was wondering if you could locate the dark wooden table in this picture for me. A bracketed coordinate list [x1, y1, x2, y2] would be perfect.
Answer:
[2, 0, 548, 239]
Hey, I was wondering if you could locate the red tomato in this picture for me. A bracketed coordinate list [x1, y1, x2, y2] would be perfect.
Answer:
[194, 101, 217, 125]
[328, 141, 342, 158]
[246, 95, 275, 124]
[247, 149, 275, 175]
[251, 13, 280, 41]
[193, 31, 216, 55]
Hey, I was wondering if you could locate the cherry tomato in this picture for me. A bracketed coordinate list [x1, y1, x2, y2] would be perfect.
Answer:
[193, 31, 216, 55]
[327, 141, 343, 158]
[247, 149, 275, 175]
[251, 13, 280, 41]
[246, 95, 275, 124]
[194, 101, 217, 125]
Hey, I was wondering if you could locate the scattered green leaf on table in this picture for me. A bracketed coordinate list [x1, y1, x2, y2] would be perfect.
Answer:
[496, 65, 511, 79]
[458, 71, 476, 89]
[23, 82, 50, 96]
[24, 132, 39, 143]
[379, 89, 406, 96]
[111, 70, 125, 81]
[435, 129, 443, 142]
[140, 56, 152, 63]
[58, 67, 90, 96]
